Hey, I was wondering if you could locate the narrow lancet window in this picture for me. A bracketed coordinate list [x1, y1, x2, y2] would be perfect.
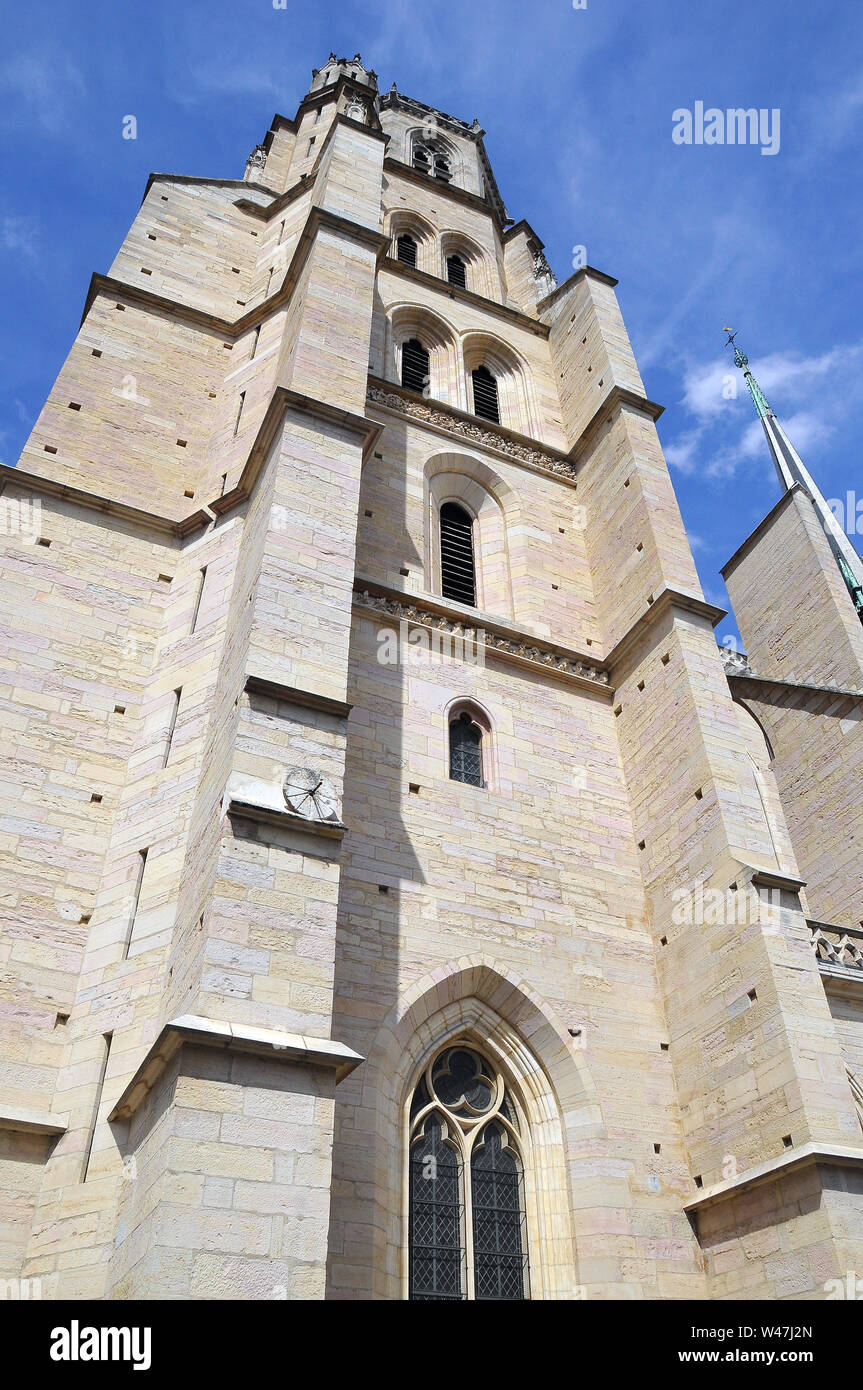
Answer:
[446, 255, 467, 289]
[472, 365, 499, 423]
[439, 502, 476, 606]
[401, 338, 429, 394]
[397, 234, 418, 268]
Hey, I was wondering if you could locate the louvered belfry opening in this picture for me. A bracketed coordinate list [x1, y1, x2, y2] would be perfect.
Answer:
[396, 233, 417, 268]
[446, 255, 467, 289]
[472, 364, 500, 423]
[439, 501, 476, 607]
[401, 338, 429, 394]
[449, 712, 483, 786]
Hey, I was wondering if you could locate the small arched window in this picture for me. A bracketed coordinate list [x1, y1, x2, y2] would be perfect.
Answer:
[408, 1043, 528, 1300]
[396, 233, 417, 268]
[401, 338, 429, 394]
[472, 365, 500, 423]
[446, 255, 467, 289]
[449, 711, 483, 786]
[439, 502, 476, 607]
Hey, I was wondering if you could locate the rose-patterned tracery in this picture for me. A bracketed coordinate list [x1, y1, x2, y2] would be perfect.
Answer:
[408, 1042, 529, 1300]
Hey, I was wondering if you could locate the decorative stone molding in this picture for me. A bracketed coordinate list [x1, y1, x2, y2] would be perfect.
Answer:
[809, 920, 863, 975]
[718, 645, 753, 676]
[366, 382, 578, 484]
[353, 585, 610, 687]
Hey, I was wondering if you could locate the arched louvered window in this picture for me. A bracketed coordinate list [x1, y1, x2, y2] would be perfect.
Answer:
[446, 255, 467, 289]
[401, 338, 429, 394]
[472, 364, 500, 423]
[408, 1044, 529, 1301]
[439, 502, 476, 606]
[396, 233, 417, 268]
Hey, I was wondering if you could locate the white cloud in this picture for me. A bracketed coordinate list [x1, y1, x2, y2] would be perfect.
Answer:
[0, 216, 40, 261]
[0, 52, 85, 133]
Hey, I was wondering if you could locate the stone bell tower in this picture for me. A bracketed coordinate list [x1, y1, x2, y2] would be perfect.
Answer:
[0, 54, 861, 1301]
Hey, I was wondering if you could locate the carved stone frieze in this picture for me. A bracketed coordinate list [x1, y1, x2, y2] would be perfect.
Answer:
[353, 588, 609, 684]
[366, 383, 577, 482]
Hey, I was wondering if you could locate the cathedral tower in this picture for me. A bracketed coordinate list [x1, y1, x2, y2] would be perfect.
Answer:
[1, 56, 861, 1300]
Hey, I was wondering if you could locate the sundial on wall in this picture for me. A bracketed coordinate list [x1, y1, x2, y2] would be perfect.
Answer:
[282, 767, 340, 822]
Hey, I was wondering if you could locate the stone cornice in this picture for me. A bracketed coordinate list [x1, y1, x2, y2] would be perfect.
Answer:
[383, 157, 506, 231]
[683, 1142, 863, 1215]
[228, 799, 347, 839]
[142, 172, 279, 208]
[537, 263, 620, 311]
[212, 387, 382, 518]
[6, 387, 381, 539]
[567, 385, 665, 466]
[352, 579, 611, 692]
[727, 671, 863, 703]
[379, 256, 549, 338]
[721, 483, 807, 577]
[365, 378, 577, 485]
[80, 204, 388, 337]
[0, 464, 210, 538]
[0, 1106, 68, 1137]
[109, 1015, 364, 1120]
[604, 587, 727, 674]
[233, 171, 314, 220]
[244, 674, 352, 719]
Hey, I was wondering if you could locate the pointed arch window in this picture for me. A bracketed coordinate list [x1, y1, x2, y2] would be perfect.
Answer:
[446, 254, 467, 289]
[439, 501, 476, 606]
[449, 711, 483, 787]
[408, 1044, 528, 1300]
[401, 338, 429, 394]
[413, 140, 453, 183]
[396, 233, 417, 268]
[472, 364, 500, 423]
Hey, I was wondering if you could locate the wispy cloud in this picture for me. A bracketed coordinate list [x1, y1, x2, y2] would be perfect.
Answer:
[0, 52, 86, 133]
[0, 216, 41, 261]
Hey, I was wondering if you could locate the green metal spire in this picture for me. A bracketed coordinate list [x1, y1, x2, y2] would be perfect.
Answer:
[722, 327, 863, 625]
[724, 329, 772, 419]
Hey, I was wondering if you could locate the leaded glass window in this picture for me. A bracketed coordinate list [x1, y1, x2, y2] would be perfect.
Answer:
[408, 1043, 529, 1300]
[449, 711, 483, 786]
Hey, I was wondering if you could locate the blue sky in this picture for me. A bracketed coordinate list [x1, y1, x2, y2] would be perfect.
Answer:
[2, 0, 862, 641]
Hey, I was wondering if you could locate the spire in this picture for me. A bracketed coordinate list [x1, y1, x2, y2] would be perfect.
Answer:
[725, 329, 863, 621]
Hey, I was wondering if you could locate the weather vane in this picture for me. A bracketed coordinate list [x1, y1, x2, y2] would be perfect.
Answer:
[722, 325, 748, 370]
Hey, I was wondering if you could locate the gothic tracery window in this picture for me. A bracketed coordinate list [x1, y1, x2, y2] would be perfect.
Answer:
[408, 1044, 529, 1300]
[413, 139, 453, 183]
